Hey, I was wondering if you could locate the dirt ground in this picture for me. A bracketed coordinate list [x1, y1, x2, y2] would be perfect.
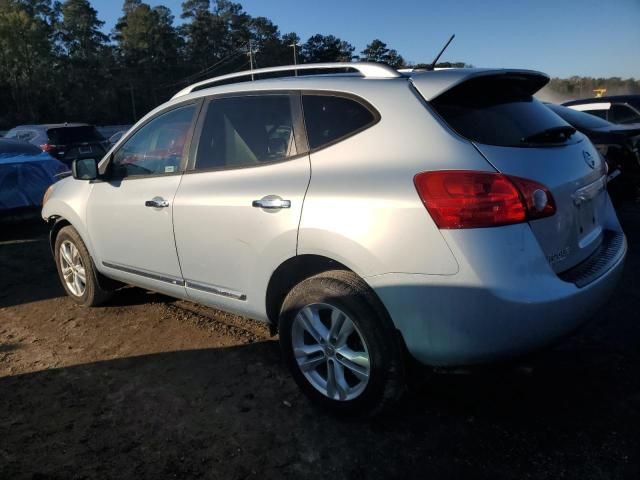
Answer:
[1, 204, 639, 480]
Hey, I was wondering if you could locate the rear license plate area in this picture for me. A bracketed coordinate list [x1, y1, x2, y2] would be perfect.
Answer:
[577, 199, 597, 238]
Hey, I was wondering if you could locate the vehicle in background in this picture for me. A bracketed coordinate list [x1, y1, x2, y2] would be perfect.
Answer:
[0, 139, 68, 217]
[108, 130, 127, 146]
[563, 95, 640, 125]
[42, 63, 626, 416]
[4, 124, 106, 166]
[546, 103, 640, 198]
[97, 125, 132, 141]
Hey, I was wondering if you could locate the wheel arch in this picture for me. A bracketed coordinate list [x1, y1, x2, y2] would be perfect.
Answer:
[265, 254, 352, 332]
[265, 254, 403, 339]
[47, 216, 72, 256]
[46, 215, 122, 291]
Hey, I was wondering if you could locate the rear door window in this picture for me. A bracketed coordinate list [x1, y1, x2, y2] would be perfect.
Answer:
[609, 104, 640, 124]
[194, 94, 297, 170]
[583, 109, 608, 120]
[431, 76, 576, 147]
[302, 95, 377, 150]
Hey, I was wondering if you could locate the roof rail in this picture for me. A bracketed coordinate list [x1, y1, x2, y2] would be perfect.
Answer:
[172, 62, 401, 99]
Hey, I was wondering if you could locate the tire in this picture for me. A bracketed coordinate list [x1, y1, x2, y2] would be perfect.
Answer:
[279, 270, 405, 417]
[54, 225, 112, 307]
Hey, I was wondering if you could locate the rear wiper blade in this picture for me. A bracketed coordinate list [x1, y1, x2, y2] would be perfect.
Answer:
[521, 126, 576, 144]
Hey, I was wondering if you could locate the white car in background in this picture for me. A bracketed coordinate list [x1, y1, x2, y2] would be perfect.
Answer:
[564, 95, 640, 125]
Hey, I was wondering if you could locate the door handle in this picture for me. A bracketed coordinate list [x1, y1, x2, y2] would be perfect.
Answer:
[252, 196, 291, 209]
[145, 198, 170, 208]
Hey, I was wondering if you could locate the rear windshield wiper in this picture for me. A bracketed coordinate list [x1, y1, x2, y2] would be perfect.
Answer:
[521, 126, 576, 144]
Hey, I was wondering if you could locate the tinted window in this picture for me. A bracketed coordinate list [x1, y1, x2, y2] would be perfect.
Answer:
[546, 104, 611, 129]
[628, 98, 640, 112]
[584, 109, 608, 120]
[195, 95, 296, 170]
[431, 77, 574, 147]
[5, 129, 37, 142]
[302, 95, 376, 150]
[112, 104, 195, 178]
[610, 104, 640, 124]
[48, 126, 103, 144]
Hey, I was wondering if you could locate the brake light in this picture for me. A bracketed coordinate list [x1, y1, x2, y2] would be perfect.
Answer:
[414, 170, 555, 229]
[40, 143, 55, 153]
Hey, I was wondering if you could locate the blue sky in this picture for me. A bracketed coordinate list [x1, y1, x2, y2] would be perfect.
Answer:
[92, 0, 640, 78]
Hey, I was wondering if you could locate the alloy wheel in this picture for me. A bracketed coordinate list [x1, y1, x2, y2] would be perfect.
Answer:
[59, 240, 86, 297]
[291, 303, 371, 401]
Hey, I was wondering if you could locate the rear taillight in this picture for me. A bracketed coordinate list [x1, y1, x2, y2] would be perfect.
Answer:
[40, 143, 55, 152]
[414, 170, 555, 229]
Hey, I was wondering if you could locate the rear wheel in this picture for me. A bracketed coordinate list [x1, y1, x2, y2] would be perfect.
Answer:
[279, 270, 405, 416]
[54, 226, 112, 307]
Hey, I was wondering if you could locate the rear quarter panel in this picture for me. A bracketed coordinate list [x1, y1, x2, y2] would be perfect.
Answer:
[298, 81, 495, 277]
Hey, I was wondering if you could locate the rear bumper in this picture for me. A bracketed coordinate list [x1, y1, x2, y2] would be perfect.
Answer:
[366, 224, 626, 366]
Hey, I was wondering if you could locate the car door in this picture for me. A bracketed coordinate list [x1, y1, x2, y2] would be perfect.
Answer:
[172, 92, 310, 320]
[87, 102, 199, 297]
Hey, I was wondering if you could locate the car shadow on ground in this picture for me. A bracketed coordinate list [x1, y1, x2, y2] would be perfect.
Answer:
[0, 219, 62, 308]
[1, 328, 639, 479]
[1, 204, 639, 479]
[0, 218, 176, 309]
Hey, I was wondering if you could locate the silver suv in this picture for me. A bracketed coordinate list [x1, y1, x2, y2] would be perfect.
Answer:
[42, 63, 626, 416]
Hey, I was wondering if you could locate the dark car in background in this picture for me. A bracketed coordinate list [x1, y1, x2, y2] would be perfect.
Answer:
[563, 95, 640, 125]
[0, 139, 68, 217]
[547, 103, 640, 198]
[4, 124, 106, 166]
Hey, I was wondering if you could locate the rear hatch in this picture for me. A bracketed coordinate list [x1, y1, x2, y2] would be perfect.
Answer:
[415, 71, 610, 273]
[47, 126, 106, 164]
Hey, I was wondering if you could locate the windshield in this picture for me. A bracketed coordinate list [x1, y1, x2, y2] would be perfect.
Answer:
[546, 104, 612, 129]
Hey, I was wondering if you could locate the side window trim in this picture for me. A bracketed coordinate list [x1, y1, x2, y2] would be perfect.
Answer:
[101, 99, 203, 180]
[300, 90, 381, 153]
[186, 90, 308, 173]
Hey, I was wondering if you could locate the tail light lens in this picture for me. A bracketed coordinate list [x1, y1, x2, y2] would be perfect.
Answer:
[414, 170, 555, 229]
[40, 143, 55, 153]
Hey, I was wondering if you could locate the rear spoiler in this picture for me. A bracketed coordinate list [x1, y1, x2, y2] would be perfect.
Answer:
[408, 68, 550, 102]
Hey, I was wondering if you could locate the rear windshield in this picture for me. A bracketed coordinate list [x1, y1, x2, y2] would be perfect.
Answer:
[47, 126, 103, 144]
[546, 103, 611, 129]
[430, 76, 575, 147]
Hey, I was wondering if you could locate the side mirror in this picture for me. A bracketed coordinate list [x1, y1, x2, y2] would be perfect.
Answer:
[72, 158, 99, 180]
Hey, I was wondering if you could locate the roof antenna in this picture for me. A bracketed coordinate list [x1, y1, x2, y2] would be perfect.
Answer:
[428, 34, 455, 71]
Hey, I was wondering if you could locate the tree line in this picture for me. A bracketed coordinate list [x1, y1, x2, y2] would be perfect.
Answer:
[0, 0, 414, 128]
[1, 0, 637, 130]
[540, 77, 640, 104]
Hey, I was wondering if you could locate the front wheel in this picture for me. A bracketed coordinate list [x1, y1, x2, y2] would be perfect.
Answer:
[279, 270, 405, 417]
[54, 225, 112, 307]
